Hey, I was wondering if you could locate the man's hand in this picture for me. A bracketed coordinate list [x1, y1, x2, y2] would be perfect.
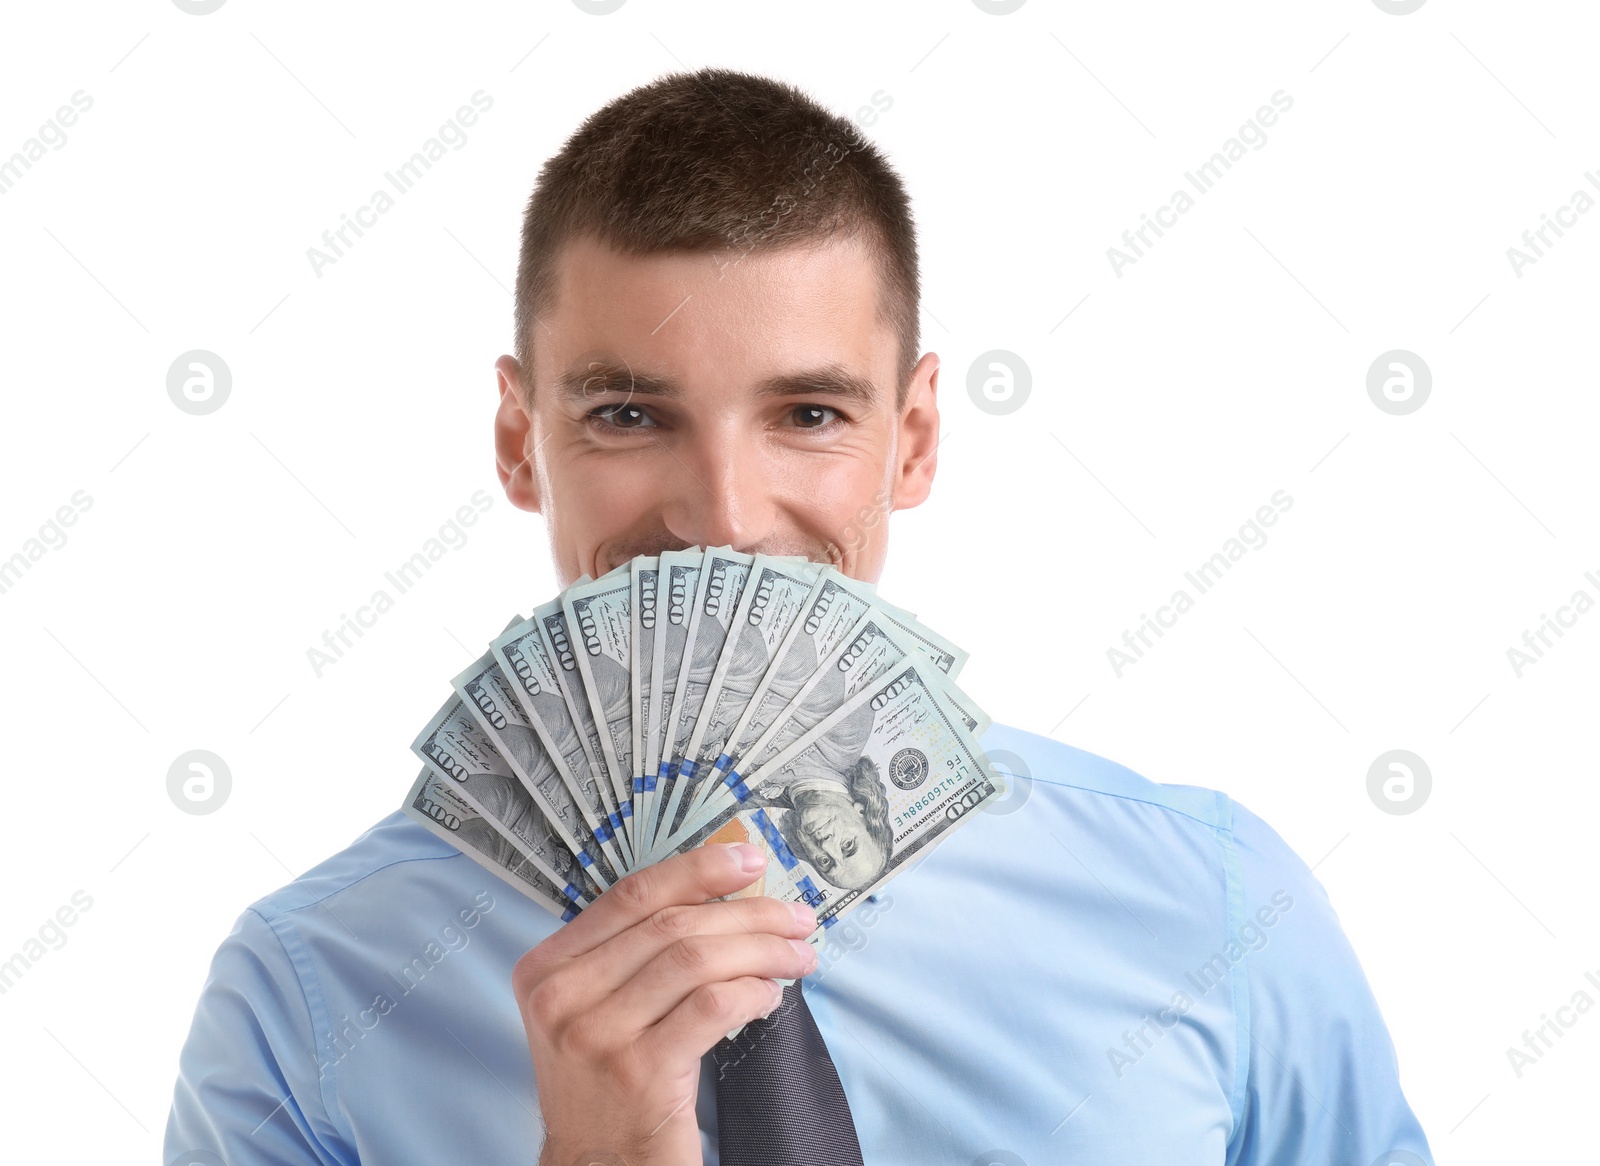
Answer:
[514, 841, 820, 1166]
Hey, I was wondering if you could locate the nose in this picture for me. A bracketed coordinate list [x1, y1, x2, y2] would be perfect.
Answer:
[658, 430, 776, 552]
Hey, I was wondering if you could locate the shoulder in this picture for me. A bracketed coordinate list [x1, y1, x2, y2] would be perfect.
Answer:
[978, 720, 1323, 907]
[973, 725, 1429, 1155]
[245, 809, 468, 924]
[978, 720, 1230, 828]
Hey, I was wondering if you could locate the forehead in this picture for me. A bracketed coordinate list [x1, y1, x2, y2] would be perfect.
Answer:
[539, 233, 898, 401]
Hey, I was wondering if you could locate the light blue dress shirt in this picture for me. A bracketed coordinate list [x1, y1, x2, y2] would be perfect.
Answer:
[165, 723, 1433, 1165]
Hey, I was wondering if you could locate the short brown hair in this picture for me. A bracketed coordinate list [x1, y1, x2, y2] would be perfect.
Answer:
[513, 68, 920, 408]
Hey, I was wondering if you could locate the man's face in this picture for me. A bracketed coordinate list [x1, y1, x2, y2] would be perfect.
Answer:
[493, 233, 940, 587]
[789, 788, 888, 891]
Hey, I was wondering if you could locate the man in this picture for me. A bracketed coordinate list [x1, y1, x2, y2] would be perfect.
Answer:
[165, 68, 1434, 1165]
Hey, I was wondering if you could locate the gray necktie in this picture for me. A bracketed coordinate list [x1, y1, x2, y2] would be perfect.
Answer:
[708, 981, 866, 1166]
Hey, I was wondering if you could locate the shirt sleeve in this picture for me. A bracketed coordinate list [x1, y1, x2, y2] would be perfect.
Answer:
[1223, 799, 1434, 1166]
[165, 907, 351, 1166]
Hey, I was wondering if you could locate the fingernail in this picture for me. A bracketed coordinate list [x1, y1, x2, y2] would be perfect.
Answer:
[788, 938, 818, 968]
[763, 979, 784, 1015]
[790, 901, 816, 927]
[727, 842, 764, 872]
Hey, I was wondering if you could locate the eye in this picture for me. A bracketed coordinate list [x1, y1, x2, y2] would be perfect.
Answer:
[841, 837, 857, 858]
[790, 404, 842, 429]
[588, 403, 656, 431]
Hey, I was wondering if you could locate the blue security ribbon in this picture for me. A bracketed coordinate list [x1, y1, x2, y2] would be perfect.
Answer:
[719, 767, 752, 802]
[753, 809, 834, 927]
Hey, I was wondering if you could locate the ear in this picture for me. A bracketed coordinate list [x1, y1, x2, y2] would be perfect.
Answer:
[494, 355, 541, 514]
[890, 352, 940, 512]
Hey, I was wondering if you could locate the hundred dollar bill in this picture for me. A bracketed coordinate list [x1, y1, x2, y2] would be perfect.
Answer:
[690, 577, 971, 825]
[411, 694, 600, 903]
[452, 644, 619, 888]
[562, 571, 639, 851]
[629, 557, 660, 854]
[666, 660, 1001, 928]
[656, 547, 755, 849]
[640, 548, 705, 851]
[491, 614, 630, 871]
[662, 555, 827, 856]
[675, 609, 988, 841]
[403, 766, 580, 921]
[534, 597, 635, 867]
[681, 568, 880, 828]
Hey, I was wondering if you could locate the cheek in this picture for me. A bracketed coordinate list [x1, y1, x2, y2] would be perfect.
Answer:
[784, 455, 891, 537]
[543, 449, 652, 528]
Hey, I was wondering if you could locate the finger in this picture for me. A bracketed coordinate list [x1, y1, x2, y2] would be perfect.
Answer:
[538, 842, 768, 960]
[605, 930, 819, 1036]
[564, 894, 816, 998]
[639, 975, 790, 1065]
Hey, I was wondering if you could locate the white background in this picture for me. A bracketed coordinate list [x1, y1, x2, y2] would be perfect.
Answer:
[2, 1, 1595, 1161]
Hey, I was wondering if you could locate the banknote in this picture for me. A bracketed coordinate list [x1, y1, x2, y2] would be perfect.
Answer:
[411, 693, 601, 903]
[664, 660, 1001, 927]
[534, 597, 635, 866]
[687, 582, 976, 830]
[403, 766, 580, 921]
[491, 614, 630, 872]
[656, 547, 755, 850]
[659, 555, 829, 858]
[451, 645, 619, 888]
[629, 557, 659, 854]
[680, 568, 881, 830]
[671, 607, 989, 844]
[562, 572, 638, 843]
[640, 549, 704, 849]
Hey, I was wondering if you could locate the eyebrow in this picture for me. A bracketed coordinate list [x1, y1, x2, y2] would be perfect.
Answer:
[555, 361, 881, 409]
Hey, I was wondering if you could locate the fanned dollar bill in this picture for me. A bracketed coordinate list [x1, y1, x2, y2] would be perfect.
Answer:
[561, 572, 639, 838]
[399, 549, 997, 934]
[655, 547, 754, 852]
[410, 694, 601, 904]
[665, 660, 1002, 926]
[639, 549, 703, 850]
[490, 615, 630, 874]
[403, 766, 580, 921]
[451, 642, 619, 889]
[533, 597, 636, 868]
